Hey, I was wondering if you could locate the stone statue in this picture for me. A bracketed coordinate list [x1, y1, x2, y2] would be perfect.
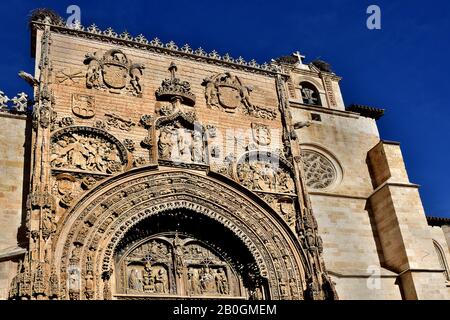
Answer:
[191, 131, 204, 163]
[158, 126, 175, 160]
[128, 268, 142, 291]
[199, 266, 215, 294]
[154, 269, 167, 294]
[215, 269, 229, 295]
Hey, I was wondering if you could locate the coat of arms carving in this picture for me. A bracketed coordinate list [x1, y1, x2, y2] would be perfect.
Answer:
[72, 94, 95, 118]
[203, 72, 277, 119]
[251, 123, 271, 146]
[84, 49, 145, 96]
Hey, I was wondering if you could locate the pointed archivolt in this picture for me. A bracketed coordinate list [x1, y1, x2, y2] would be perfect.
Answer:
[51, 168, 309, 300]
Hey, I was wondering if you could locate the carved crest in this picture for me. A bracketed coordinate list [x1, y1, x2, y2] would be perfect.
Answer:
[84, 49, 144, 96]
[251, 123, 271, 146]
[72, 94, 95, 118]
[203, 72, 277, 119]
[217, 84, 241, 111]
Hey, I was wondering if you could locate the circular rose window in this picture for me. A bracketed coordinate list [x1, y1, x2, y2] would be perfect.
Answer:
[301, 150, 338, 190]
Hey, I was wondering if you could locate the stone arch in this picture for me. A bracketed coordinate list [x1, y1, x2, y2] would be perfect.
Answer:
[52, 167, 308, 300]
[433, 240, 450, 281]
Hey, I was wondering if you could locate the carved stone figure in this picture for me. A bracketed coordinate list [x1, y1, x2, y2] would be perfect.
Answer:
[154, 269, 168, 294]
[128, 268, 142, 292]
[215, 269, 229, 295]
[199, 266, 216, 294]
[158, 126, 176, 160]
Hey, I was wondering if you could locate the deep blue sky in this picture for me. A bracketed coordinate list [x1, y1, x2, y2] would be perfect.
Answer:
[1, 1, 449, 217]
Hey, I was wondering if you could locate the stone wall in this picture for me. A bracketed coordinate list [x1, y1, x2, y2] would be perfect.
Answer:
[0, 112, 29, 299]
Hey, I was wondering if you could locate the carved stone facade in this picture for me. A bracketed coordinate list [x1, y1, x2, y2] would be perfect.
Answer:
[0, 10, 448, 301]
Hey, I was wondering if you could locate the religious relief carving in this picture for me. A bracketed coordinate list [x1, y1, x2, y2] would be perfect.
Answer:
[117, 234, 237, 297]
[156, 111, 206, 165]
[84, 49, 144, 96]
[203, 72, 277, 119]
[72, 93, 95, 118]
[251, 123, 271, 146]
[50, 126, 128, 175]
[158, 125, 205, 164]
[236, 152, 295, 194]
[300, 150, 337, 190]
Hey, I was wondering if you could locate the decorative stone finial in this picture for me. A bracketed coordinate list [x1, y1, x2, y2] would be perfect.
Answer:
[155, 62, 196, 106]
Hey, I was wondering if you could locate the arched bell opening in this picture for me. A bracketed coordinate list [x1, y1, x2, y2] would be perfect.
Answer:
[113, 208, 268, 300]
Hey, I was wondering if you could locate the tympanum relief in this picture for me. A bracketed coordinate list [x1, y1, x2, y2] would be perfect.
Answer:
[50, 126, 129, 209]
[51, 132, 123, 174]
[118, 234, 238, 297]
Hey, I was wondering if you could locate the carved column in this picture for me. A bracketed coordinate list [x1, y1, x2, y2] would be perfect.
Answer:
[18, 17, 58, 300]
[275, 74, 337, 300]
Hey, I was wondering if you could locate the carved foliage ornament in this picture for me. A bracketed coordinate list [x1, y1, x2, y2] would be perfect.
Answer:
[50, 126, 128, 175]
[203, 72, 277, 120]
[84, 49, 144, 96]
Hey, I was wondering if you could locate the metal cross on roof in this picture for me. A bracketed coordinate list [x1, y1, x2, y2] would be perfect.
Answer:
[293, 51, 305, 64]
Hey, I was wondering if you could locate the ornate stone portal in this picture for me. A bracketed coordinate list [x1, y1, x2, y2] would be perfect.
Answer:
[5, 13, 338, 301]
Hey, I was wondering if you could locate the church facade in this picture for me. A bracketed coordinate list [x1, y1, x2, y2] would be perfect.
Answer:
[0, 11, 449, 300]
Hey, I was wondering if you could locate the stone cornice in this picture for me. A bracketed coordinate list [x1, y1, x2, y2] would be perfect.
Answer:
[346, 104, 385, 120]
[427, 215, 450, 227]
[369, 180, 420, 199]
[31, 21, 289, 78]
[288, 100, 360, 118]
